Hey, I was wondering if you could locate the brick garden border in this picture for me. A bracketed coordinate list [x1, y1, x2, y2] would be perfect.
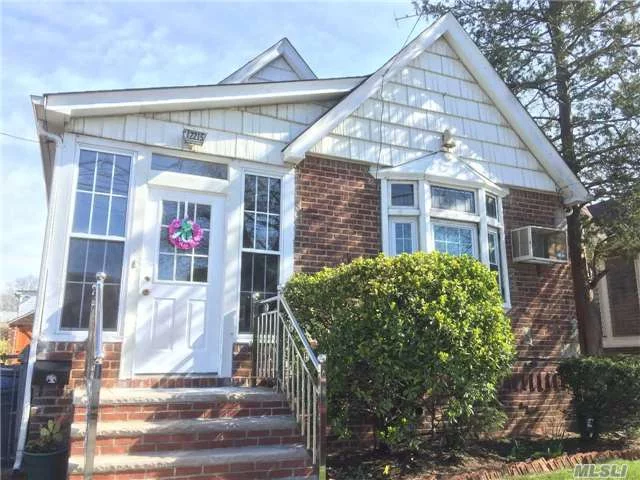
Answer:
[445, 448, 640, 479]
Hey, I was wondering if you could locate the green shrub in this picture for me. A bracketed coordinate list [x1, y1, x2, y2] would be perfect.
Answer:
[558, 355, 640, 440]
[284, 252, 515, 450]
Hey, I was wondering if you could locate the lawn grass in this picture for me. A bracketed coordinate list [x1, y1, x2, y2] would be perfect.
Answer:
[507, 459, 640, 479]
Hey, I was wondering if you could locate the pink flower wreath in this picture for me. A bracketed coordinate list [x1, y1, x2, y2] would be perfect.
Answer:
[167, 217, 203, 250]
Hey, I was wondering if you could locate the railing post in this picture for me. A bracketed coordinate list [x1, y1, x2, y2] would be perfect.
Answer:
[317, 354, 327, 480]
[84, 272, 105, 480]
[250, 292, 261, 387]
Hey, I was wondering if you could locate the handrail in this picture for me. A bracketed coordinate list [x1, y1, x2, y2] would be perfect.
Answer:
[83, 272, 106, 480]
[253, 288, 327, 480]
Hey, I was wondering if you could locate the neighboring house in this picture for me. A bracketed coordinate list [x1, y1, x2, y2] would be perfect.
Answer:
[588, 203, 640, 352]
[7, 290, 36, 355]
[20, 14, 588, 479]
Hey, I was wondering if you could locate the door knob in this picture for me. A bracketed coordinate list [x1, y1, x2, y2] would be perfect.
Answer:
[141, 288, 151, 296]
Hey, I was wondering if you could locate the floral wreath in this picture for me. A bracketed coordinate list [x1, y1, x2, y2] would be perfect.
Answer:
[168, 217, 203, 250]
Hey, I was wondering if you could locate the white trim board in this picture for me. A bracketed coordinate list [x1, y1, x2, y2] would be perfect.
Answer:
[220, 38, 317, 84]
[38, 77, 364, 118]
[282, 13, 588, 206]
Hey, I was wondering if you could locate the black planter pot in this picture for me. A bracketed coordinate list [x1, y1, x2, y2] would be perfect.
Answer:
[22, 448, 68, 480]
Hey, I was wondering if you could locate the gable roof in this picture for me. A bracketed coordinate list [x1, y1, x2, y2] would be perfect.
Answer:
[220, 38, 317, 84]
[283, 13, 588, 205]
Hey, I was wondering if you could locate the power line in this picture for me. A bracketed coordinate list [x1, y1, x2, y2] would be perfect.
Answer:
[375, 10, 425, 178]
[0, 132, 39, 144]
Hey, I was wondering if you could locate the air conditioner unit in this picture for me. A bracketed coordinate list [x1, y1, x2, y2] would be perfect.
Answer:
[511, 226, 568, 264]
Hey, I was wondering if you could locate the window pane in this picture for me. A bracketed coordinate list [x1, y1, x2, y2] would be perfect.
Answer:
[113, 155, 131, 195]
[162, 201, 178, 226]
[194, 230, 209, 256]
[103, 284, 120, 330]
[265, 255, 279, 292]
[193, 257, 208, 283]
[85, 241, 106, 282]
[486, 195, 498, 219]
[95, 152, 113, 193]
[151, 154, 227, 180]
[175, 255, 192, 281]
[104, 242, 125, 282]
[252, 253, 266, 292]
[61, 283, 83, 329]
[90, 194, 109, 235]
[78, 150, 96, 191]
[195, 204, 211, 229]
[433, 224, 476, 258]
[244, 175, 256, 211]
[66, 239, 88, 282]
[268, 178, 281, 214]
[243, 212, 255, 248]
[394, 222, 414, 254]
[256, 176, 269, 213]
[268, 215, 280, 251]
[431, 186, 475, 213]
[159, 228, 173, 253]
[109, 196, 127, 237]
[240, 252, 253, 291]
[72, 192, 92, 233]
[391, 184, 414, 206]
[254, 213, 268, 250]
[158, 254, 174, 280]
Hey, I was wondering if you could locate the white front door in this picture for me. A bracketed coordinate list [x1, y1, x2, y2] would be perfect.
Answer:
[134, 187, 224, 374]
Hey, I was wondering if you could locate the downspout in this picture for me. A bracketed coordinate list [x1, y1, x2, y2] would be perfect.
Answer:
[12, 119, 63, 471]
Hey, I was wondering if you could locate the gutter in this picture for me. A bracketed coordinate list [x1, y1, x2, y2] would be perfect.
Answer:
[12, 117, 63, 471]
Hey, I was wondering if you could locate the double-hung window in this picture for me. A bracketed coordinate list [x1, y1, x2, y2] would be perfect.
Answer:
[388, 182, 418, 255]
[238, 174, 281, 333]
[61, 149, 132, 331]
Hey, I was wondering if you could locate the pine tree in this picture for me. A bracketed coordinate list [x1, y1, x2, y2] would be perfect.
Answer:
[415, 0, 640, 354]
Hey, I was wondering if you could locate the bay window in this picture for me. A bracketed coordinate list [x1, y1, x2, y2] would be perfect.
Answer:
[382, 177, 510, 306]
[61, 149, 132, 330]
[239, 173, 281, 333]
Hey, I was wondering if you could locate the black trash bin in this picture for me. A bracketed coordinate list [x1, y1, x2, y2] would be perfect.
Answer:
[0, 364, 20, 467]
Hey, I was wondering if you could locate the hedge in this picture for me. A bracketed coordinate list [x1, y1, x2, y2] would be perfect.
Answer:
[284, 252, 515, 449]
[558, 355, 640, 439]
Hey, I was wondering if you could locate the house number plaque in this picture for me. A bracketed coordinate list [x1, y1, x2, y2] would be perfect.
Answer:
[182, 128, 207, 147]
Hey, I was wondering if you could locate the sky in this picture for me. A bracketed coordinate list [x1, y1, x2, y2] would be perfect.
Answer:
[0, 0, 426, 288]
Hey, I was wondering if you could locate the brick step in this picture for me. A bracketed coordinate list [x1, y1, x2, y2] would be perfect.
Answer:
[69, 416, 301, 455]
[72, 387, 290, 422]
[67, 445, 314, 479]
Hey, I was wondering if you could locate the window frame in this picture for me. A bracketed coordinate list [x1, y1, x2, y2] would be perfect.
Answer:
[57, 143, 137, 338]
[389, 217, 418, 256]
[237, 169, 284, 337]
[389, 181, 418, 208]
[381, 178, 511, 308]
[431, 219, 479, 259]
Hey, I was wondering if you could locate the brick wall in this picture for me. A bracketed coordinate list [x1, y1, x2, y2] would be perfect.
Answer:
[294, 163, 577, 439]
[294, 155, 381, 273]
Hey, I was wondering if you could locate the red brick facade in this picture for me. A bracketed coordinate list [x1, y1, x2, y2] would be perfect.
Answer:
[294, 157, 576, 437]
[294, 155, 381, 273]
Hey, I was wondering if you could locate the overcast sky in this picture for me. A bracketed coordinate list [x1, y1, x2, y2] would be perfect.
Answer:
[0, 0, 426, 287]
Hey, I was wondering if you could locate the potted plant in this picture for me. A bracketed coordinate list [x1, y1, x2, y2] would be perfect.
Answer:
[22, 418, 67, 480]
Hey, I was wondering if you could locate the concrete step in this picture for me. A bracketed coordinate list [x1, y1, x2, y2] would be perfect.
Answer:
[67, 444, 314, 479]
[72, 387, 290, 422]
[73, 386, 281, 405]
[69, 416, 302, 455]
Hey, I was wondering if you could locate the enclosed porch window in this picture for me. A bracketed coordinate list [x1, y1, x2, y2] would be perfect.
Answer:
[61, 149, 132, 330]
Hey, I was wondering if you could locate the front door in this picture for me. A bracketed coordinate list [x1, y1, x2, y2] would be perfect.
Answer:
[134, 187, 224, 374]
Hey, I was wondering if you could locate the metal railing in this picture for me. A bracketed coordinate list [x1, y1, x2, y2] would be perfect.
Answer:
[253, 289, 327, 480]
[83, 272, 106, 480]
